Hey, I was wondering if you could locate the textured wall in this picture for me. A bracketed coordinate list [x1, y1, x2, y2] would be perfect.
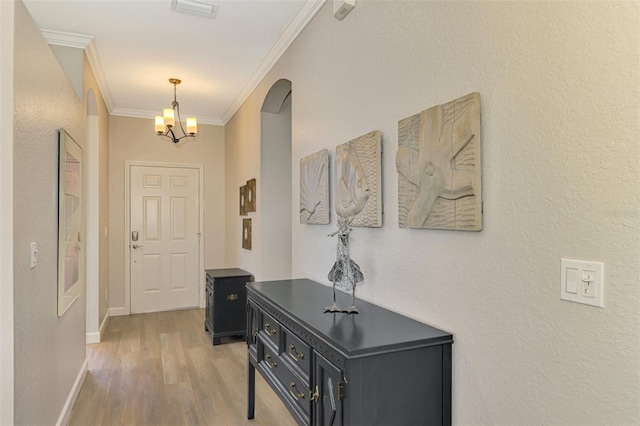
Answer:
[108, 116, 225, 310]
[226, 1, 640, 424]
[225, 91, 263, 277]
[13, 1, 87, 423]
[82, 54, 110, 329]
[0, 0, 15, 423]
[260, 92, 292, 280]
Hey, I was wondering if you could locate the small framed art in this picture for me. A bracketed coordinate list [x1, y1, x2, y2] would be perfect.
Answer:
[242, 218, 252, 250]
[239, 185, 247, 216]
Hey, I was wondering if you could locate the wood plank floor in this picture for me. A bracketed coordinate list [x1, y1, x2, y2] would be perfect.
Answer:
[69, 308, 296, 426]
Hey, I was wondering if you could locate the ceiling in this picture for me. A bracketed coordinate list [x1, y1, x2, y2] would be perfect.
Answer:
[23, 0, 325, 125]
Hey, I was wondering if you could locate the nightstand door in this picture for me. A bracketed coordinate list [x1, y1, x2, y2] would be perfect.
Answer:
[313, 353, 344, 426]
[213, 277, 247, 333]
[205, 280, 214, 331]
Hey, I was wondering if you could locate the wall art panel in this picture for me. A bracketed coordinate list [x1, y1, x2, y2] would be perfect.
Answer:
[396, 92, 482, 231]
[335, 130, 382, 227]
[300, 149, 329, 224]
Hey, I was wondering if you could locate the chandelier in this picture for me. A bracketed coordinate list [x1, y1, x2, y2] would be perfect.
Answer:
[155, 78, 197, 143]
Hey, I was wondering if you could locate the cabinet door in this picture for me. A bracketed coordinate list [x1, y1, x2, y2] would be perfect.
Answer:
[213, 277, 247, 333]
[205, 283, 214, 331]
[313, 353, 343, 426]
[247, 303, 259, 347]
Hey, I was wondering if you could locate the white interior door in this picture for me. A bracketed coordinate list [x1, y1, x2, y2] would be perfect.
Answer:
[130, 165, 200, 313]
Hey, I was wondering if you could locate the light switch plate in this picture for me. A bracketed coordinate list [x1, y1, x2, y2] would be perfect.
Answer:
[560, 258, 604, 307]
[30, 242, 37, 269]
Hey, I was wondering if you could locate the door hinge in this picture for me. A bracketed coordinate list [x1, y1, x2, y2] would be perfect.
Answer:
[338, 382, 344, 400]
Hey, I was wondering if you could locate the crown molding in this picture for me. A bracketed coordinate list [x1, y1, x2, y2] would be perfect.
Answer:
[84, 39, 115, 113]
[111, 108, 224, 126]
[41, 29, 115, 112]
[220, 0, 326, 124]
[41, 29, 93, 48]
[40, 0, 326, 126]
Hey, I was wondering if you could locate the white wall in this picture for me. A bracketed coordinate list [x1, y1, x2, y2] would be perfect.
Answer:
[225, 94, 262, 274]
[83, 54, 110, 338]
[13, 1, 87, 423]
[226, 2, 640, 424]
[49, 45, 83, 100]
[108, 116, 225, 310]
[0, 0, 15, 423]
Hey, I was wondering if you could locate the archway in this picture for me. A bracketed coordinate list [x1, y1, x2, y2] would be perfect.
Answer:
[259, 79, 292, 280]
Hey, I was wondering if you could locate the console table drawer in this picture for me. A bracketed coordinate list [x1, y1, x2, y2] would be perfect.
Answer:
[282, 328, 311, 380]
[260, 312, 281, 348]
[259, 337, 311, 418]
[260, 341, 281, 374]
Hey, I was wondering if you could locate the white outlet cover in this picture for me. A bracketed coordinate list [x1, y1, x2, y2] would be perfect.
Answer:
[560, 258, 604, 308]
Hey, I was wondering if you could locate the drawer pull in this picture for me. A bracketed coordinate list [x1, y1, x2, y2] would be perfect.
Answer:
[288, 344, 305, 360]
[265, 353, 277, 369]
[264, 322, 277, 336]
[227, 293, 239, 301]
[289, 382, 305, 401]
[310, 385, 319, 403]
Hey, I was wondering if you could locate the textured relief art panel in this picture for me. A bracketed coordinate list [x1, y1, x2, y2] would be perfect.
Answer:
[396, 92, 482, 231]
[300, 149, 329, 224]
[335, 130, 382, 227]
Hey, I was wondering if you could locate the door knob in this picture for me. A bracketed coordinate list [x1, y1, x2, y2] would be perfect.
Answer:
[132, 244, 144, 249]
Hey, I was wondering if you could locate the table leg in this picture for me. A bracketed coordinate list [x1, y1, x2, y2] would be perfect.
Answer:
[248, 358, 255, 419]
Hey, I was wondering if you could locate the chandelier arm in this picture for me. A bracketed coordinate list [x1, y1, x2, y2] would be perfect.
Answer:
[174, 104, 189, 137]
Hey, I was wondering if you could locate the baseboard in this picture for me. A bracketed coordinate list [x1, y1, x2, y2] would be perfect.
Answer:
[109, 307, 126, 317]
[86, 308, 111, 344]
[99, 309, 110, 336]
[85, 332, 100, 344]
[56, 358, 88, 426]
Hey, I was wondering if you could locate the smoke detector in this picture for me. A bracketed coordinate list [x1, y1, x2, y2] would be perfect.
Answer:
[171, 0, 219, 18]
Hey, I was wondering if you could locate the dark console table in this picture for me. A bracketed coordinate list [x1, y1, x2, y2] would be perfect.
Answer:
[204, 268, 252, 345]
[247, 279, 453, 425]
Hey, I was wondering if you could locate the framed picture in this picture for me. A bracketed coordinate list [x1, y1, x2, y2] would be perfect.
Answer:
[239, 185, 247, 216]
[242, 218, 252, 250]
[58, 129, 83, 316]
[246, 178, 256, 212]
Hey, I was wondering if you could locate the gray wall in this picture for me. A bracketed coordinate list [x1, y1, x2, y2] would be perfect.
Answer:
[13, 1, 86, 423]
[226, 1, 640, 424]
[259, 90, 292, 280]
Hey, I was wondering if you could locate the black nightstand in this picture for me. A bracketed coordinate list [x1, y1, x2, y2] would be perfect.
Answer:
[204, 268, 252, 345]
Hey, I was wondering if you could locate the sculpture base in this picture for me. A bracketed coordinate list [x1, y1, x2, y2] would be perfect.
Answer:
[324, 305, 359, 314]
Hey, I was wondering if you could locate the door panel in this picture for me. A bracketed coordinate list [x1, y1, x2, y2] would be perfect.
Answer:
[130, 165, 200, 313]
[314, 353, 344, 426]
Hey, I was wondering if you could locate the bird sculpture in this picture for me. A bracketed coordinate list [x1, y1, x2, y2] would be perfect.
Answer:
[325, 145, 369, 314]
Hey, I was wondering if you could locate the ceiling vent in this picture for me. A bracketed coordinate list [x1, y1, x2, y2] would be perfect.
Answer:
[171, 0, 219, 18]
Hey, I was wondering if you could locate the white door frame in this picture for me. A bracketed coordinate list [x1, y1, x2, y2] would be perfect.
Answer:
[124, 161, 204, 315]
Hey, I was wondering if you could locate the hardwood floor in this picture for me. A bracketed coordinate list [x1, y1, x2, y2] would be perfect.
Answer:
[69, 309, 296, 426]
